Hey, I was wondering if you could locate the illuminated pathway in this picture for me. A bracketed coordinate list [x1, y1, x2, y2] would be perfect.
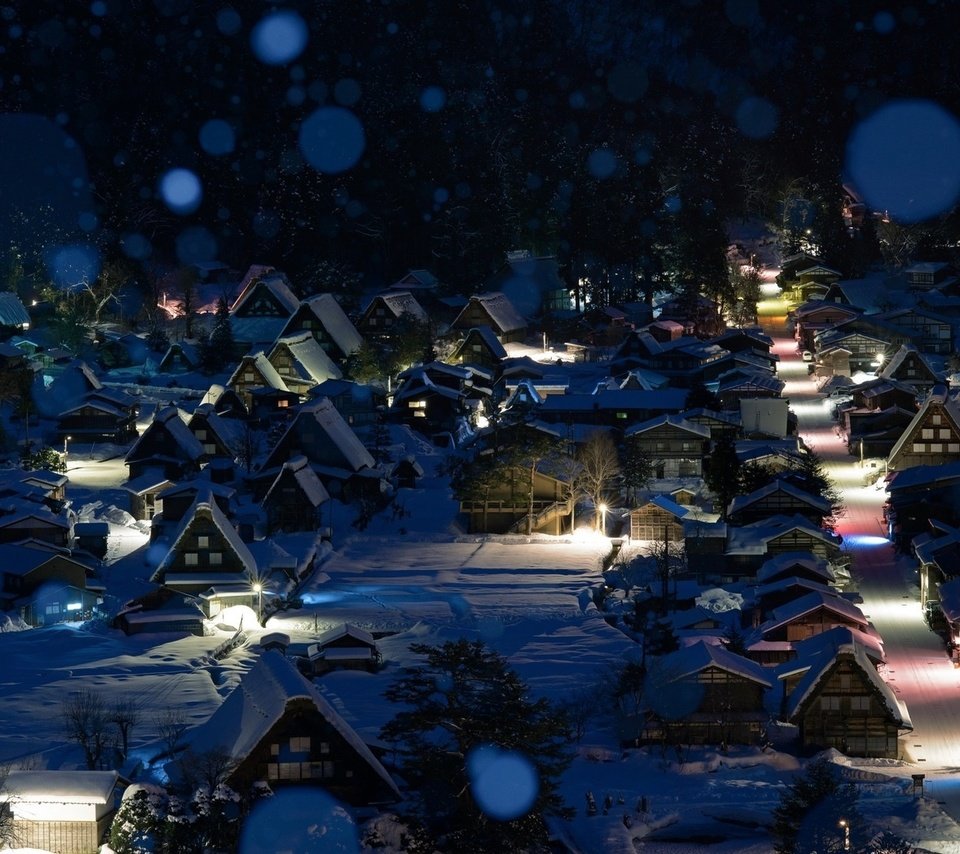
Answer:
[761, 285, 960, 835]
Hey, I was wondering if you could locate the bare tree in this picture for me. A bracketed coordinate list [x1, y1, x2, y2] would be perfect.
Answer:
[645, 534, 686, 614]
[578, 430, 621, 530]
[153, 708, 188, 759]
[110, 698, 142, 761]
[63, 689, 113, 770]
[0, 762, 15, 848]
[177, 746, 237, 795]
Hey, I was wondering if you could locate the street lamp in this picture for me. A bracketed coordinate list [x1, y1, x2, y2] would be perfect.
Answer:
[63, 435, 72, 467]
[252, 582, 263, 625]
[838, 818, 850, 851]
[598, 503, 608, 535]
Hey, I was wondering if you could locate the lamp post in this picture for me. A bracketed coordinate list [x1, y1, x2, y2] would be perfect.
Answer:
[838, 819, 850, 852]
[63, 435, 71, 468]
[252, 582, 263, 625]
[598, 503, 608, 536]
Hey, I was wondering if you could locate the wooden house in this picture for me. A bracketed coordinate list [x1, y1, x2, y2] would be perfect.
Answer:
[0, 770, 118, 854]
[450, 292, 527, 343]
[755, 590, 875, 649]
[357, 290, 428, 337]
[306, 623, 382, 675]
[791, 301, 862, 352]
[150, 494, 258, 602]
[227, 352, 291, 411]
[486, 251, 572, 315]
[623, 415, 711, 479]
[460, 458, 572, 535]
[912, 520, 960, 612]
[390, 362, 493, 435]
[0, 508, 72, 549]
[155, 480, 235, 526]
[878, 306, 954, 355]
[123, 470, 175, 521]
[258, 398, 383, 503]
[721, 515, 843, 582]
[727, 480, 832, 527]
[884, 463, 960, 552]
[124, 405, 206, 481]
[0, 543, 100, 626]
[635, 641, 772, 747]
[262, 455, 330, 533]
[390, 455, 423, 489]
[54, 365, 139, 443]
[451, 326, 508, 370]
[536, 388, 689, 431]
[755, 551, 836, 587]
[188, 403, 246, 459]
[158, 338, 202, 373]
[785, 641, 911, 758]
[267, 332, 342, 397]
[0, 291, 31, 330]
[905, 261, 956, 291]
[278, 292, 364, 364]
[887, 386, 960, 471]
[625, 496, 692, 542]
[229, 266, 301, 348]
[815, 323, 900, 374]
[877, 343, 943, 392]
[174, 650, 399, 804]
[307, 378, 387, 428]
[199, 383, 248, 419]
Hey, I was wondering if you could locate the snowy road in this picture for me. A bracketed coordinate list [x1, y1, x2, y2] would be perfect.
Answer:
[762, 293, 960, 843]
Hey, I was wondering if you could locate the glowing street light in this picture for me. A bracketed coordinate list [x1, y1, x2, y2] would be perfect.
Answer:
[598, 503, 608, 535]
[838, 818, 850, 851]
[252, 582, 263, 625]
[63, 435, 72, 467]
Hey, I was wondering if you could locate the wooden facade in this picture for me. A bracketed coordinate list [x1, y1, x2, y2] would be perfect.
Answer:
[888, 387, 960, 471]
[460, 468, 572, 534]
[624, 416, 710, 479]
[627, 500, 686, 541]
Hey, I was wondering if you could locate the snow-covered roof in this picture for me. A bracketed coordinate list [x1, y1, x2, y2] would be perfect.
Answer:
[786, 641, 910, 730]
[125, 405, 205, 464]
[230, 268, 300, 316]
[152, 494, 257, 582]
[179, 649, 399, 796]
[281, 293, 364, 356]
[0, 542, 86, 577]
[263, 398, 375, 473]
[1, 770, 118, 804]
[457, 292, 527, 332]
[364, 290, 429, 323]
[312, 622, 377, 649]
[270, 332, 342, 384]
[228, 352, 290, 392]
[455, 325, 508, 360]
[623, 414, 711, 439]
[0, 292, 30, 327]
[263, 455, 330, 508]
[760, 590, 870, 636]
[727, 479, 832, 518]
[649, 639, 772, 688]
[888, 386, 960, 464]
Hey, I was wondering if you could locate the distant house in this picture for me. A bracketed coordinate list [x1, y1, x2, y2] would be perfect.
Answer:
[625, 496, 696, 542]
[878, 306, 953, 355]
[306, 623, 382, 675]
[258, 398, 383, 502]
[887, 385, 960, 471]
[485, 251, 572, 316]
[390, 361, 493, 435]
[791, 301, 862, 352]
[0, 508, 72, 549]
[229, 266, 301, 348]
[357, 290, 428, 337]
[390, 455, 423, 489]
[158, 338, 203, 373]
[307, 378, 386, 428]
[450, 326, 508, 370]
[124, 405, 206, 481]
[905, 261, 955, 291]
[634, 641, 772, 747]
[450, 292, 527, 343]
[278, 293, 364, 364]
[188, 403, 246, 459]
[719, 514, 843, 582]
[52, 360, 139, 443]
[624, 415, 711, 479]
[227, 352, 291, 411]
[877, 343, 942, 393]
[0, 291, 31, 329]
[727, 480, 832, 527]
[0, 542, 100, 626]
[267, 332, 342, 397]
[0, 770, 118, 854]
[173, 650, 399, 804]
[262, 455, 330, 533]
[784, 640, 911, 758]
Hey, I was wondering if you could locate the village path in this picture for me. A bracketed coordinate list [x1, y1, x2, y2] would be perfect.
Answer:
[759, 283, 960, 836]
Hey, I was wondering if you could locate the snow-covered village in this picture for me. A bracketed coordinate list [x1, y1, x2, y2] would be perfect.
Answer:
[6, 3, 960, 854]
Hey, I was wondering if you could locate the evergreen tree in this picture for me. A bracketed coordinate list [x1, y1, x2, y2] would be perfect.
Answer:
[619, 437, 655, 507]
[208, 296, 236, 368]
[703, 434, 742, 519]
[381, 640, 573, 853]
[109, 787, 165, 854]
[772, 757, 864, 854]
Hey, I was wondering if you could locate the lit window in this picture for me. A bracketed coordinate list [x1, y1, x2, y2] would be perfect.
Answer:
[290, 736, 311, 753]
[209, 552, 222, 566]
[922, 429, 934, 439]
[912, 443, 925, 453]
[185, 553, 199, 566]
[198, 536, 209, 549]
[931, 444, 943, 453]
[278, 399, 289, 408]
[271, 743, 280, 756]
[195, 429, 207, 440]
[940, 430, 952, 440]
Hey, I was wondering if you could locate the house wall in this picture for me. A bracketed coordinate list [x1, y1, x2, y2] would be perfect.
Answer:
[231, 698, 391, 806]
[11, 815, 113, 854]
[629, 507, 684, 541]
[796, 658, 901, 758]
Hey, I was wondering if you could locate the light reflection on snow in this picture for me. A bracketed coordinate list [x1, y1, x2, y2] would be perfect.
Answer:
[467, 744, 539, 821]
